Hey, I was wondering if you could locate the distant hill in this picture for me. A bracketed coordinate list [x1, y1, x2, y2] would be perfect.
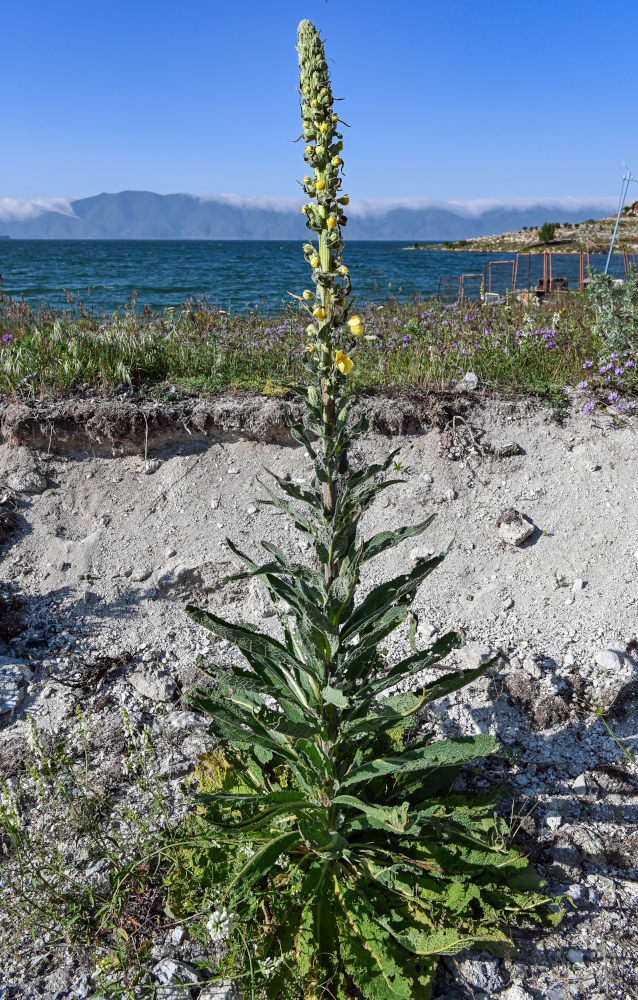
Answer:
[0, 191, 617, 241]
[424, 200, 638, 252]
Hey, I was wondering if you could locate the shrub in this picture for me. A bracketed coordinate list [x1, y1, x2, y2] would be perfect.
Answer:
[538, 222, 556, 244]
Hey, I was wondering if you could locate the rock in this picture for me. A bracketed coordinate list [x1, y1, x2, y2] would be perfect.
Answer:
[129, 668, 176, 702]
[0, 659, 31, 714]
[566, 948, 585, 964]
[165, 548, 177, 559]
[420, 473, 433, 485]
[210, 496, 221, 509]
[227, 468, 240, 475]
[6, 468, 48, 493]
[454, 371, 479, 391]
[545, 814, 562, 831]
[144, 459, 162, 475]
[246, 506, 258, 515]
[572, 578, 585, 592]
[491, 440, 522, 458]
[594, 648, 624, 671]
[496, 508, 534, 546]
[198, 982, 237, 1000]
[442, 488, 457, 501]
[522, 654, 542, 678]
[566, 883, 586, 903]
[409, 545, 434, 563]
[152, 958, 200, 998]
[161, 710, 209, 733]
[503, 597, 514, 610]
[169, 926, 186, 947]
[572, 773, 588, 795]
[461, 642, 496, 670]
[248, 580, 276, 619]
[131, 567, 153, 582]
[444, 953, 504, 992]
[503, 987, 534, 1000]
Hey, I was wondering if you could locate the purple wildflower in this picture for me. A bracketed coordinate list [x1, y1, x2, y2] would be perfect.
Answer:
[608, 392, 618, 403]
[577, 381, 588, 391]
[584, 401, 595, 414]
[582, 360, 593, 369]
[1, 334, 11, 343]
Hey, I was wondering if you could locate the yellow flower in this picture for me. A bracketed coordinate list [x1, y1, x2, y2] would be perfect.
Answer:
[306, 324, 315, 336]
[310, 255, 320, 267]
[335, 350, 353, 374]
[339, 265, 348, 275]
[301, 205, 307, 214]
[332, 113, 338, 121]
[320, 122, 328, 132]
[305, 145, 313, 155]
[348, 315, 363, 336]
[316, 179, 325, 190]
[302, 289, 313, 299]
[311, 98, 318, 107]
[307, 343, 315, 354]
[313, 306, 326, 319]
[327, 216, 337, 229]
[332, 156, 341, 166]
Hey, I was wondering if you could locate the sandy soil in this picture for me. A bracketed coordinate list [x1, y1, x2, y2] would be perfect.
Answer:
[0, 389, 636, 999]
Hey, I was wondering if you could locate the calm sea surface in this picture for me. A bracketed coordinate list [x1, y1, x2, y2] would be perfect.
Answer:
[0, 239, 596, 315]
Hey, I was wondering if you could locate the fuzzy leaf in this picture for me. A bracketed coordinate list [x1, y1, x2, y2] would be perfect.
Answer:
[223, 830, 301, 904]
[338, 735, 496, 790]
[361, 515, 437, 564]
[332, 795, 410, 833]
[322, 684, 349, 708]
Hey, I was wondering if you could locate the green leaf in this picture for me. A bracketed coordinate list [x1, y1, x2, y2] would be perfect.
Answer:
[338, 735, 496, 790]
[322, 684, 349, 708]
[222, 830, 301, 904]
[332, 795, 410, 833]
[341, 552, 448, 642]
[361, 515, 437, 564]
[351, 630, 464, 704]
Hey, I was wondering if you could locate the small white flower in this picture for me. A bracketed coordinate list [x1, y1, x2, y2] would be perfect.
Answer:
[258, 955, 284, 978]
[206, 907, 237, 943]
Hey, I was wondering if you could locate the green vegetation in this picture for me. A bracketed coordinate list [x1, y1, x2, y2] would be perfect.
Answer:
[1, 289, 636, 413]
[538, 222, 556, 244]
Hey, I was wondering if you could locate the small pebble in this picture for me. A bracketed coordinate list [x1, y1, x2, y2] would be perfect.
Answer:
[566, 948, 585, 964]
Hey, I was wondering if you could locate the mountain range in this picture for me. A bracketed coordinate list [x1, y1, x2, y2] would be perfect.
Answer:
[0, 191, 616, 241]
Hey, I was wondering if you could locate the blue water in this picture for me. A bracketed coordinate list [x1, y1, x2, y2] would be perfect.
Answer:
[0, 239, 606, 315]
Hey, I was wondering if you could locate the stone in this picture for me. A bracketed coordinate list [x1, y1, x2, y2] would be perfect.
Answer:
[522, 654, 542, 678]
[491, 440, 522, 458]
[566, 948, 585, 964]
[462, 642, 496, 670]
[198, 982, 237, 1000]
[496, 508, 534, 546]
[210, 496, 221, 509]
[152, 958, 200, 998]
[227, 468, 240, 475]
[503, 597, 514, 610]
[144, 459, 162, 475]
[129, 668, 176, 702]
[594, 648, 624, 671]
[455, 371, 479, 391]
[131, 567, 153, 582]
[572, 773, 588, 795]
[246, 506, 258, 515]
[444, 954, 504, 992]
[169, 926, 186, 947]
[566, 883, 586, 903]
[572, 578, 585, 592]
[545, 814, 562, 831]
[6, 468, 48, 493]
[442, 488, 457, 501]
[409, 545, 434, 563]
[161, 710, 209, 732]
[502, 987, 534, 1000]
[421, 473, 434, 485]
[165, 548, 177, 559]
[0, 660, 31, 714]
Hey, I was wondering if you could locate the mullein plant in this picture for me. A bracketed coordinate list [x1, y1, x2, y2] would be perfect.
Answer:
[180, 20, 559, 1000]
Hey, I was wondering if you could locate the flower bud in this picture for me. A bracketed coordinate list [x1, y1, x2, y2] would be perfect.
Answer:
[313, 306, 326, 319]
[320, 122, 328, 132]
[316, 180, 325, 190]
[310, 255, 320, 268]
[302, 289, 313, 299]
[332, 156, 341, 166]
[339, 195, 349, 205]
[327, 216, 337, 229]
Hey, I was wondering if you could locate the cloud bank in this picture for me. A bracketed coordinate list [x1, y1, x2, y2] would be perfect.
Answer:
[0, 198, 76, 223]
[0, 192, 618, 224]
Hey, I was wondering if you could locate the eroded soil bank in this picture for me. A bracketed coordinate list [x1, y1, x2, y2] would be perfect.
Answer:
[0, 390, 637, 999]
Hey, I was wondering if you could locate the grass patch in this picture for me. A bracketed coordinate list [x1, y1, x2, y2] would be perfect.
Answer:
[0, 292, 636, 414]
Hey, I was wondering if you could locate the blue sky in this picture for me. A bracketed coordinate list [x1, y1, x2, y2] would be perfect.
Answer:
[3, 0, 637, 208]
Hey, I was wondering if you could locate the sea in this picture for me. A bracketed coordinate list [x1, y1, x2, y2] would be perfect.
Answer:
[0, 239, 601, 315]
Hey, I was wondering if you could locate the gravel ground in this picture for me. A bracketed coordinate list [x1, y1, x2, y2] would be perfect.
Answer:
[0, 389, 636, 1000]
